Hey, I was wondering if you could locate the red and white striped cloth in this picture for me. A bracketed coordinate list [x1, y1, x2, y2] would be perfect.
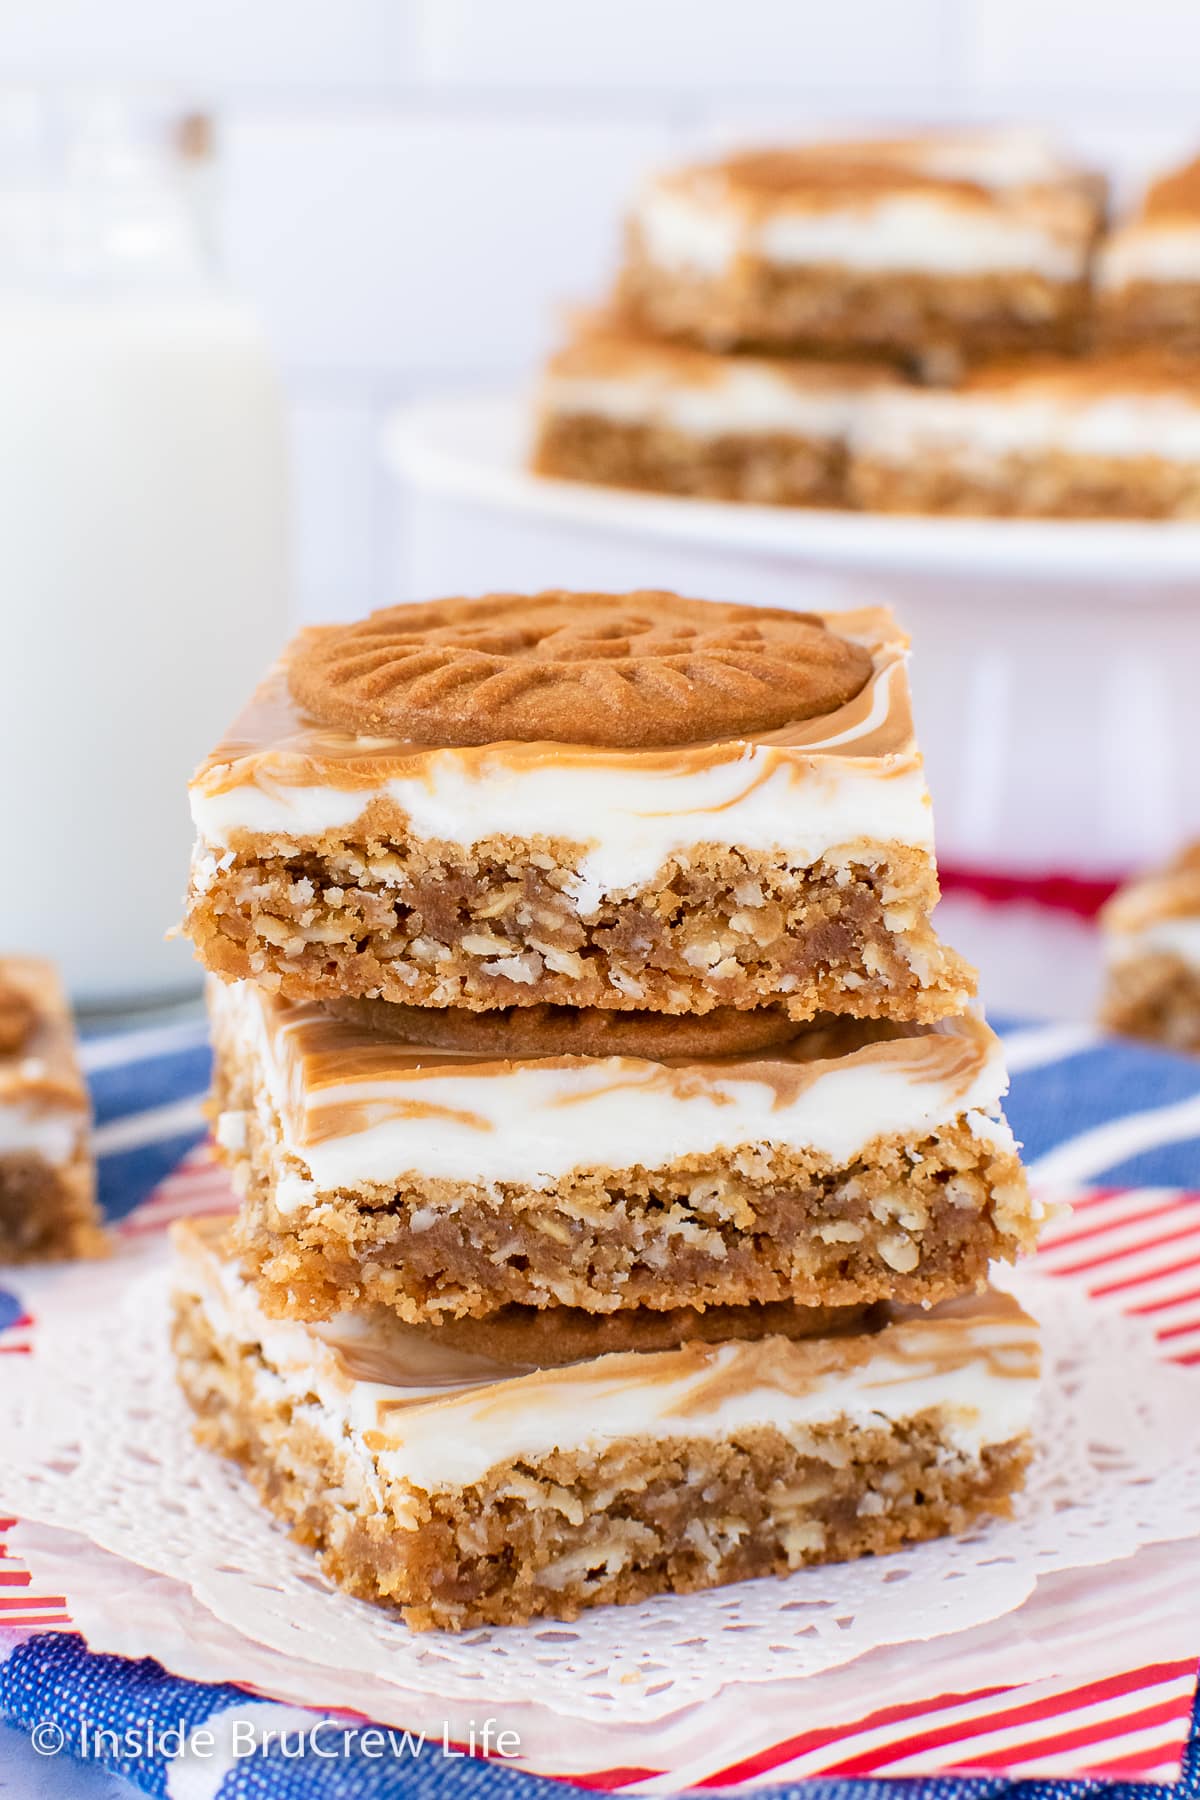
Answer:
[3, 1150, 1198, 1788]
[649, 1187, 1200, 1790]
[0, 1520, 69, 1634]
[113, 1141, 238, 1239]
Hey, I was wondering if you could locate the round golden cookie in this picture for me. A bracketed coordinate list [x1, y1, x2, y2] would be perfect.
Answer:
[326, 997, 802, 1061]
[0, 979, 35, 1055]
[425, 1301, 877, 1369]
[287, 590, 873, 749]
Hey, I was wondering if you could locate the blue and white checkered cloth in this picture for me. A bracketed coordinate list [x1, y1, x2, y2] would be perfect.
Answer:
[1, 1012, 1198, 1799]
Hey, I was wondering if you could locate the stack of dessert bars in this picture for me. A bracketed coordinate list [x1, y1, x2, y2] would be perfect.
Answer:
[175, 588, 1044, 1630]
[534, 128, 1200, 521]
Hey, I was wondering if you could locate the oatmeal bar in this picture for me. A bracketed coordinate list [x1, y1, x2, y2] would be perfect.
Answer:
[1097, 154, 1200, 354]
[849, 353, 1200, 518]
[1101, 844, 1200, 1052]
[0, 956, 104, 1263]
[172, 1215, 1039, 1630]
[532, 316, 901, 507]
[617, 129, 1103, 364]
[184, 593, 973, 1024]
[210, 977, 1037, 1323]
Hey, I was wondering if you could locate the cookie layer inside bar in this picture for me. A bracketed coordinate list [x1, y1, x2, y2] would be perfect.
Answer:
[172, 1217, 1039, 1630]
[0, 956, 104, 1263]
[185, 607, 973, 1025]
[212, 979, 1036, 1323]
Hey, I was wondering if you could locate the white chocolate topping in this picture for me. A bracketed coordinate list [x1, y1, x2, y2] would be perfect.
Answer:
[897, 127, 1084, 192]
[1103, 846, 1200, 970]
[0, 1105, 86, 1167]
[1107, 915, 1200, 971]
[1100, 155, 1200, 288]
[173, 1217, 1041, 1497]
[1099, 222, 1200, 288]
[639, 188, 1083, 281]
[853, 364, 1200, 465]
[0, 956, 90, 1168]
[633, 131, 1096, 282]
[210, 977, 1017, 1203]
[188, 608, 935, 910]
[541, 347, 894, 442]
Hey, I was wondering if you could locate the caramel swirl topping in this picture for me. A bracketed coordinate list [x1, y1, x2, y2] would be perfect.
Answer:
[286, 590, 873, 750]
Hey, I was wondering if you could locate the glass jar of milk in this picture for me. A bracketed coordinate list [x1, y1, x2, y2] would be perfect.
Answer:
[0, 96, 288, 1006]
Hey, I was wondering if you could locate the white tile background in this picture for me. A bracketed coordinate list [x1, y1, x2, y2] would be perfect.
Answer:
[10, 0, 1200, 621]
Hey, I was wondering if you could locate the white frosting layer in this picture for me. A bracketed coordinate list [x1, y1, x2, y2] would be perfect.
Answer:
[0, 959, 90, 1169]
[855, 385, 1200, 464]
[176, 1228, 1040, 1495]
[542, 365, 869, 440]
[190, 627, 933, 911]
[1100, 225, 1200, 287]
[1108, 915, 1200, 970]
[215, 980, 1015, 1201]
[905, 129, 1078, 192]
[636, 181, 1082, 280]
[194, 746, 932, 913]
[0, 1102, 83, 1167]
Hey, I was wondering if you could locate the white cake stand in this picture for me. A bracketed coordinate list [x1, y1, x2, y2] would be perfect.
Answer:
[385, 391, 1200, 1017]
[388, 390, 1200, 588]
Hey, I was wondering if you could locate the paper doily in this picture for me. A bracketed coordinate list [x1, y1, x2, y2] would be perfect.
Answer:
[2, 1256, 1200, 1724]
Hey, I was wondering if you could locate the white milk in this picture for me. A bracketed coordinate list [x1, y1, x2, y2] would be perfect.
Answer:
[0, 292, 288, 1004]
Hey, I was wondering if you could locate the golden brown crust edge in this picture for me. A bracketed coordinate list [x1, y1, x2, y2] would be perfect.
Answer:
[172, 1288, 1031, 1630]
